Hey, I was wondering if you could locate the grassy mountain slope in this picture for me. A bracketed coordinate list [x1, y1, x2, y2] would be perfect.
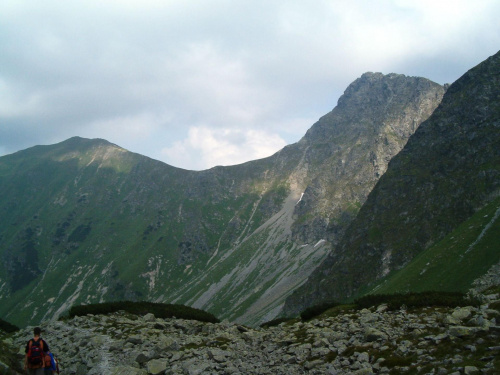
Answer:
[366, 196, 500, 296]
[283, 50, 500, 316]
[0, 73, 444, 327]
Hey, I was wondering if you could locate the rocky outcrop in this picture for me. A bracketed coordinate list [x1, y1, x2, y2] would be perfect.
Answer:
[283, 50, 500, 317]
[7, 293, 500, 374]
[291, 72, 445, 246]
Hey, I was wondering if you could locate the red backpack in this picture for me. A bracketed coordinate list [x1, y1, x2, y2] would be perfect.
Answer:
[27, 339, 45, 368]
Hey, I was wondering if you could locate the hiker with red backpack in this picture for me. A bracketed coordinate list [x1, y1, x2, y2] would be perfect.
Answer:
[24, 327, 56, 375]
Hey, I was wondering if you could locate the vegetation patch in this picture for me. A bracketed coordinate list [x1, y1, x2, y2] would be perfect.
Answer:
[292, 327, 313, 344]
[67, 301, 220, 323]
[483, 285, 500, 295]
[300, 300, 340, 321]
[366, 198, 500, 296]
[0, 318, 19, 334]
[319, 304, 357, 318]
[354, 291, 479, 310]
[68, 222, 92, 243]
[0, 338, 24, 374]
[260, 317, 296, 328]
[324, 350, 338, 363]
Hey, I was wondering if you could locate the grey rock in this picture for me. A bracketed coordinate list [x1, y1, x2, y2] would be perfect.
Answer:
[304, 359, 324, 370]
[353, 368, 374, 375]
[468, 314, 490, 328]
[147, 359, 169, 375]
[451, 307, 473, 321]
[364, 327, 388, 342]
[357, 352, 370, 363]
[109, 366, 148, 375]
[463, 366, 479, 375]
[448, 326, 477, 337]
[127, 336, 144, 345]
[182, 358, 212, 375]
[143, 313, 156, 322]
[135, 353, 150, 364]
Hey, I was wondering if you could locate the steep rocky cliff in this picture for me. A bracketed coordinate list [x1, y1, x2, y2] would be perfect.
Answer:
[0, 72, 444, 327]
[283, 51, 500, 317]
[291, 72, 445, 246]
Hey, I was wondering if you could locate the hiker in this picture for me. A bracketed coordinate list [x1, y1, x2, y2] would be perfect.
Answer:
[24, 327, 50, 375]
[43, 351, 59, 374]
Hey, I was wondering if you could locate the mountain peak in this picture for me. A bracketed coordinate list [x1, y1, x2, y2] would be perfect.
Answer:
[58, 136, 121, 151]
[303, 72, 443, 144]
[283, 50, 500, 317]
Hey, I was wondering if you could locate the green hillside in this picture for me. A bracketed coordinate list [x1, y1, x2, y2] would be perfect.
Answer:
[367, 197, 500, 296]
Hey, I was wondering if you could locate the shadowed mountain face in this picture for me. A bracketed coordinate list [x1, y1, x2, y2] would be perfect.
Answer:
[283, 51, 500, 317]
[0, 72, 444, 327]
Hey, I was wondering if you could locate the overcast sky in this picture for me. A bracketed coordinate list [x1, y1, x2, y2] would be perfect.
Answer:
[1, 1, 499, 170]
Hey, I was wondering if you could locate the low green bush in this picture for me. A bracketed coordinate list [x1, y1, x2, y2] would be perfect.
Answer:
[67, 301, 220, 323]
[355, 291, 479, 310]
[260, 317, 294, 328]
[300, 300, 340, 321]
[0, 318, 19, 333]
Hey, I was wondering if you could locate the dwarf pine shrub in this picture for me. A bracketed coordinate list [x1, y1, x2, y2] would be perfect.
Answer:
[67, 301, 219, 323]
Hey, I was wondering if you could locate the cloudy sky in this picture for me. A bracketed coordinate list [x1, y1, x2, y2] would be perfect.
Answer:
[1, 0, 499, 170]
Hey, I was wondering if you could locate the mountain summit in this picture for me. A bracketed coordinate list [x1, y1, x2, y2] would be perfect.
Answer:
[283, 51, 500, 317]
[0, 72, 444, 327]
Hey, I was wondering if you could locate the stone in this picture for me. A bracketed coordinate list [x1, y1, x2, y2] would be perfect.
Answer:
[353, 368, 374, 375]
[376, 304, 388, 313]
[448, 326, 476, 337]
[364, 327, 388, 342]
[135, 353, 149, 364]
[143, 313, 156, 322]
[109, 366, 148, 375]
[304, 359, 324, 369]
[443, 315, 461, 325]
[358, 352, 370, 363]
[464, 344, 476, 352]
[451, 307, 473, 321]
[464, 366, 479, 374]
[489, 325, 500, 334]
[425, 333, 448, 344]
[468, 314, 490, 328]
[181, 358, 212, 374]
[127, 336, 144, 345]
[146, 359, 169, 375]
[109, 341, 125, 352]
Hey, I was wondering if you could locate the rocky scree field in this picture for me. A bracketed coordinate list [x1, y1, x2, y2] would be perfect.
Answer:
[2, 286, 500, 375]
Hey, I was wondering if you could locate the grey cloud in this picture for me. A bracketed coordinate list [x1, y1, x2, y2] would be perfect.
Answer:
[1, 1, 499, 169]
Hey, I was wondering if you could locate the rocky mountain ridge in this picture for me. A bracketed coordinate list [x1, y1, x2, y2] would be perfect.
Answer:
[0, 71, 444, 327]
[283, 50, 500, 317]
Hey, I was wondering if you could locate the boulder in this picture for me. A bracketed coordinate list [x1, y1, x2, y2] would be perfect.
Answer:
[364, 327, 388, 342]
[146, 358, 169, 375]
[143, 313, 156, 322]
[451, 307, 473, 321]
[464, 366, 480, 374]
[448, 326, 476, 338]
